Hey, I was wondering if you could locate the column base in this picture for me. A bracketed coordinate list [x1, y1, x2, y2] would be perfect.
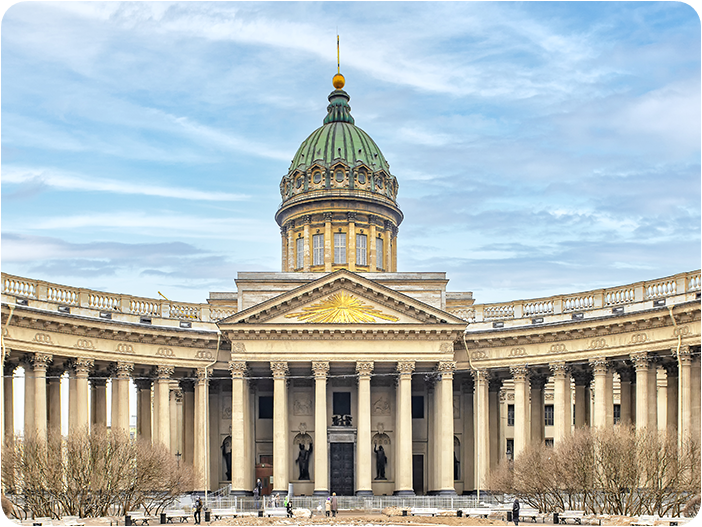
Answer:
[313, 490, 329, 497]
[230, 490, 253, 496]
[393, 490, 415, 496]
[437, 489, 457, 496]
[355, 490, 373, 496]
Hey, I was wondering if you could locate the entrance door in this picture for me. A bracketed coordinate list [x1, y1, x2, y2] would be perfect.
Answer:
[330, 443, 354, 495]
[412, 454, 424, 495]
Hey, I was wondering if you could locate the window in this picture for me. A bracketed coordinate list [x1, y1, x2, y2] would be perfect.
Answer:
[544, 404, 554, 427]
[333, 392, 351, 415]
[259, 396, 273, 419]
[356, 234, 367, 265]
[412, 395, 424, 419]
[545, 438, 554, 448]
[313, 234, 324, 265]
[296, 237, 304, 269]
[613, 404, 621, 425]
[377, 237, 384, 269]
[334, 233, 346, 264]
[506, 439, 514, 460]
[507, 404, 515, 427]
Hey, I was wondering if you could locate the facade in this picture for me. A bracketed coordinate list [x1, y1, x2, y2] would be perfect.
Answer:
[1, 73, 700, 497]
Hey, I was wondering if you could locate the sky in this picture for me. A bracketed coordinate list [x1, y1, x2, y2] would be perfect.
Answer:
[2, 1, 700, 306]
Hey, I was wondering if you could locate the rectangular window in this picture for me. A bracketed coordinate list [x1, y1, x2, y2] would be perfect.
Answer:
[412, 395, 424, 419]
[377, 237, 384, 269]
[259, 396, 273, 419]
[296, 237, 304, 269]
[545, 438, 554, 448]
[613, 404, 621, 425]
[507, 404, 515, 427]
[333, 392, 351, 415]
[544, 404, 554, 427]
[506, 439, 514, 460]
[313, 234, 324, 266]
[334, 233, 346, 264]
[356, 234, 367, 265]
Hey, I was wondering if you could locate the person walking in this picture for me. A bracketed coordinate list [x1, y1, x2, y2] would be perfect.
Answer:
[253, 485, 260, 511]
[193, 497, 202, 525]
[285, 495, 293, 517]
[325, 497, 331, 517]
[512, 498, 520, 526]
[331, 492, 338, 518]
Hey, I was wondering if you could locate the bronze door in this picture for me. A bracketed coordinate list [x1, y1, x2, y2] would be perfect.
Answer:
[330, 443, 354, 495]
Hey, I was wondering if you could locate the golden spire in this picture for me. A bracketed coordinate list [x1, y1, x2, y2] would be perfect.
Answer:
[332, 34, 345, 89]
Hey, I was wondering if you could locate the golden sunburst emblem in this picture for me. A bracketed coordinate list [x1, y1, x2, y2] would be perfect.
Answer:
[285, 291, 399, 323]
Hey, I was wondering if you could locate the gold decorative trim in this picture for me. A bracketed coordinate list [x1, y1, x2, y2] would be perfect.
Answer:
[284, 291, 399, 323]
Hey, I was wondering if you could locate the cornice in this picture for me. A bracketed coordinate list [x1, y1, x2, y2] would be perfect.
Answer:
[221, 326, 462, 341]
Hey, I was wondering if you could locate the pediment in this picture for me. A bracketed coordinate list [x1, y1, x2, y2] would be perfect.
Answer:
[218, 269, 465, 327]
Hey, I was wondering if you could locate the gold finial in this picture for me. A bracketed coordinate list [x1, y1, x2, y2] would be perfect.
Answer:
[333, 34, 345, 89]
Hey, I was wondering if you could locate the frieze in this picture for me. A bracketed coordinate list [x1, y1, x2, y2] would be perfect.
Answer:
[673, 325, 690, 337]
[549, 343, 567, 353]
[195, 349, 214, 360]
[116, 343, 134, 354]
[588, 338, 607, 350]
[630, 333, 648, 344]
[232, 342, 247, 353]
[509, 347, 527, 357]
[471, 350, 488, 360]
[75, 338, 95, 350]
[439, 342, 454, 353]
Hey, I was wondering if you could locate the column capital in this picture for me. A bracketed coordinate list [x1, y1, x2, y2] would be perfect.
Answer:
[437, 360, 456, 380]
[673, 345, 693, 365]
[615, 367, 634, 383]
[303, 214, 312, 224]
[116, 362, 134, 378]
[20, 354, 34, 371]
[312, 361, 330, 379]
[529, 374, 547, 390]
[396, 360, 415, 377]
[4, 362, 17, 375]
[177, 378, 193, 392]
[630, 351, 651, 370]
[572, 370, 593, 386]
[510, 364, 529, 382]
[589, 357, 609, 375]
[347, 211, 357, 223]
[270, 361, 289, 379]
[323, 212, 333, 223]
[470, 369, 489, 383]
[229, 360, 248, 379]
[74, 357, 94, 376]
[549, 361, 570, 378]
[156, 365, 174, 380]
[90, 377, 108, 387]
[355, 361, 374, 378]
[33, 353, 53, 371]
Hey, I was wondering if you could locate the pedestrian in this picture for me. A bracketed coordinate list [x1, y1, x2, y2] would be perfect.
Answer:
[285, 495, 293, 517]
[274, 493, 280, 508]
[331, 492, 338, 518]
[253, 485, 260, 510]
[193, 496, 202, 525]
[512, 498, 520, 526]
[325, 496, 331, 517]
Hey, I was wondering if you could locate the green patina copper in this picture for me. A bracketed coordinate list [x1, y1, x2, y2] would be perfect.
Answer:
[288, 89, 391, 173]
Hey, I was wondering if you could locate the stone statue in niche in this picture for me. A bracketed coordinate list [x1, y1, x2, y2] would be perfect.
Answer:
[221, 435, 232, 480]
[296, 442, 313, 480]
[374, 444, 387, 480]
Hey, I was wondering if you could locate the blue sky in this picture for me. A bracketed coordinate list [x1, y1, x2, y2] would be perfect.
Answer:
[2, 1, 700, 305]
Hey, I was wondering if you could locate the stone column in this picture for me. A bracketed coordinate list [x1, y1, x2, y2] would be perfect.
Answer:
[617, 368, 633, 426]
[22, 356, 35, 434]
[135, 378, 153, 442]
[648, 363, 658, 430]
[281, 225, 288, 271]
[631, 352, 651, 431]
[656, 368, 667, 432]
[271, 361, 289, 495]
[438, 361, 456, 494]
[663, 363, 678, 435]
[310, 362, 330, 495]
[550, 362, 571, 443]
[461, 379, 474, 491]
[179, 379, 194, 464]
[229, 360, 248, 495]
[369, 218, 377, 271]
[384, 221, 392, 272]
[155, 365, 173, 448]
[488, 379, 501, 471]
[510, 365, 529, 457]
[348, 213, 357, 271]
[530, 375, 546, 444]
[115, 362, 133, 433]
[32, 353, 52, 441]
[169, 383, 181, 455]
[590, 358, 611, 429]
[302, 217, 311, 271]
[323, 213, 332, 272]
[74, 358, 94, 431]
[572, 372, 592, 428]
[358, 362, 374, 496]
[4, 363, 16, 440]
[426, 379, 437, 493]
[194, 368, 210, 491]
[676, 346, 693, 447]
[394, 360, 415, 495]
[471, 370, 490, 492]
[91, 377, 107, 430]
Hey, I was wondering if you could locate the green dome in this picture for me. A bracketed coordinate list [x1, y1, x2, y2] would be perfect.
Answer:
[288, 89, 391, 174]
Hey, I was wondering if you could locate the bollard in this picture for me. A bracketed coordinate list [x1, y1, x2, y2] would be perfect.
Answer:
[507, 511, 513, 523]
[160, 512, 167, 524]
[204, 510, 211, 523]
[457, 510, 462, 517]
[125, 515, 132, 526]
[402, 510, 407, 517]
[553, 512, 559, 524]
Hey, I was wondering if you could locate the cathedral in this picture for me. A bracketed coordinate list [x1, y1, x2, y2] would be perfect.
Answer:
[1, 71, 700, 497]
